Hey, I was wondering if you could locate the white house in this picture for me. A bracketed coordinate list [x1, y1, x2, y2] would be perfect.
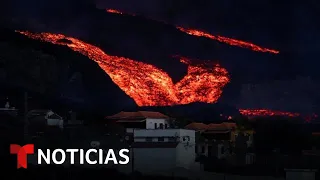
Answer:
[132, 128, 199, 174]
[0, 101, 18, 116]
[28, 109, 64, 129]
[106, 111, 171, 133]
[285, 169, 317, 180]
[106, 111, 200, 174]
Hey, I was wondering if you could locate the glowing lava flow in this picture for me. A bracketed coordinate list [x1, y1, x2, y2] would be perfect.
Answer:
[106, 9, 279, 54]
[106, 9, 133, 16]
[17, 31, 229, 106]
[176, 27, 279, 54]
[239, 109, 300, 117]
[239, 109, 318, 122]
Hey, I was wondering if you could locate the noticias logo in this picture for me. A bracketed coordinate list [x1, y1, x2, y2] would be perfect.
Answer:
[10, 144, 130, 169]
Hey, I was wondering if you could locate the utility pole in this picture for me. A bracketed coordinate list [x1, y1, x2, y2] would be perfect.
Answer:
[125, 129, 135, 174]
[24, 91, 29, 143]
[131, 128, 135, 173]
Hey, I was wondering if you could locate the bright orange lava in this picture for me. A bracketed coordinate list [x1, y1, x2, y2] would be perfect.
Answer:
[106, 9, 130, 15]
[106, 9, 279, 54]
[239, 109, 318, 122]
[239, 109, 300, 118]
[17, 31, 230, 106]
[176, 27, 279, 54]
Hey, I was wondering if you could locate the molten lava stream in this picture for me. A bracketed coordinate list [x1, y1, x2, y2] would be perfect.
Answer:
[106, 9, 279, 54]
[239, 109, 300, 117]
[239, 109, 318, 122]
[17, 31, 230, 106]
[176, 27, 279, 54]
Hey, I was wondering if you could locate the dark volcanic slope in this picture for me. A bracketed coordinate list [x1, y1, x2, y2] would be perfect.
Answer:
[129, 102, 239, 123]
[3, 2, 281, 85]
[3, 0, 316, 113]
[3, 8, 281, 107]
[0, 28, 136, 114]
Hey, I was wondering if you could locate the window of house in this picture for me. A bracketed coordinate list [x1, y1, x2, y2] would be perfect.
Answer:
[158, 137, 164, 142]
[168, 137, 175, 142]
[159, 123, 164, 129]
[221, 146, 225, 154]
[146, 137, 153, 142]
[154, 123, 157, 129]
[165, 124, 168, 129]
[201, 146, 205, 153]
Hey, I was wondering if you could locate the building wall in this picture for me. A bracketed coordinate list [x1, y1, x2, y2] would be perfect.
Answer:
[134, 129, 180, 139]
[145, 118, 169, 129]
[133, 129, 197, 170]
[197, 143, 208, 156]
[134, 148, 176, 173]
[197, 142, 230, 159]
[46, 118, 63, 128]
[286, 171, 316, 180]
[176, 129, 196, 168]
[126, 128, 135, 133]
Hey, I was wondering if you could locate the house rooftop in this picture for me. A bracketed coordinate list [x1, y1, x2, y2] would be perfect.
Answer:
[185, 122, 208, 131]
[0, 108, 17, 111]
[106, 111, 169, 120]
[302, 149, 320, 156]
[284, 169, 318, 172]
[185, 122, 236, 131]
[28, 109, 51, 115]
[132, 142, 179, 148]
[312, 132, 320, 136]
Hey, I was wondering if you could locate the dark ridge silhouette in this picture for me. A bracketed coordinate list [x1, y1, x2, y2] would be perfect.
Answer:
[0, 28, 240, 121]
[126, 102, 239, 123]
[0, 28, 136, 116]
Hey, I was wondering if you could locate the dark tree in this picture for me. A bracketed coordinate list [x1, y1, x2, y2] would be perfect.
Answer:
[253, 116, 310, 154]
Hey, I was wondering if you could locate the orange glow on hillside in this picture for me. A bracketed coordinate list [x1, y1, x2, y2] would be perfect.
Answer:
[239, 109, 300, 117]
[239, 109, 318, 122]
[106, 9, 137, 16]
[176, 27, 279, 54]
[17, 31, 230, 106]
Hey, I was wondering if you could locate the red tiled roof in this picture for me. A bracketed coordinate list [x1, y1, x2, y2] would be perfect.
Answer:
[302, 150, 320, 156]
[106, 111, 169, 120]
[222, 122, 237, 129]
[185, 122, 208, 130]
[207, 123, 227, 131]
[185, 122, 236, 131]
[203, 130, 230, 134]
[132, 142, 179, 148]
[116, 120, 146, 123]
[312, 132, 320, 136]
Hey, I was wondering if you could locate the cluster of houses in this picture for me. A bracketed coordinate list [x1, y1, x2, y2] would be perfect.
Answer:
[0, 100, 256, 170]
[1, 100, 319, 179]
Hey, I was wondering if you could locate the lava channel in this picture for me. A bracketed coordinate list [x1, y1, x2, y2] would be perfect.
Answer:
[239, 109, 318, 122]
[17, 31, 230, 106]
[106, 9, 279, 54]
[239, 109, 300, 118]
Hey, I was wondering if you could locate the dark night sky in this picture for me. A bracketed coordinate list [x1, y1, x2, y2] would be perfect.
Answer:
[96, 0, 320, 112]
[2, 0, 320, 113]
[96, 0, 320, 74]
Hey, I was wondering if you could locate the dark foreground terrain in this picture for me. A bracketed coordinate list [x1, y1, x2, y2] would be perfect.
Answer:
[4, 166, 187, 180]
